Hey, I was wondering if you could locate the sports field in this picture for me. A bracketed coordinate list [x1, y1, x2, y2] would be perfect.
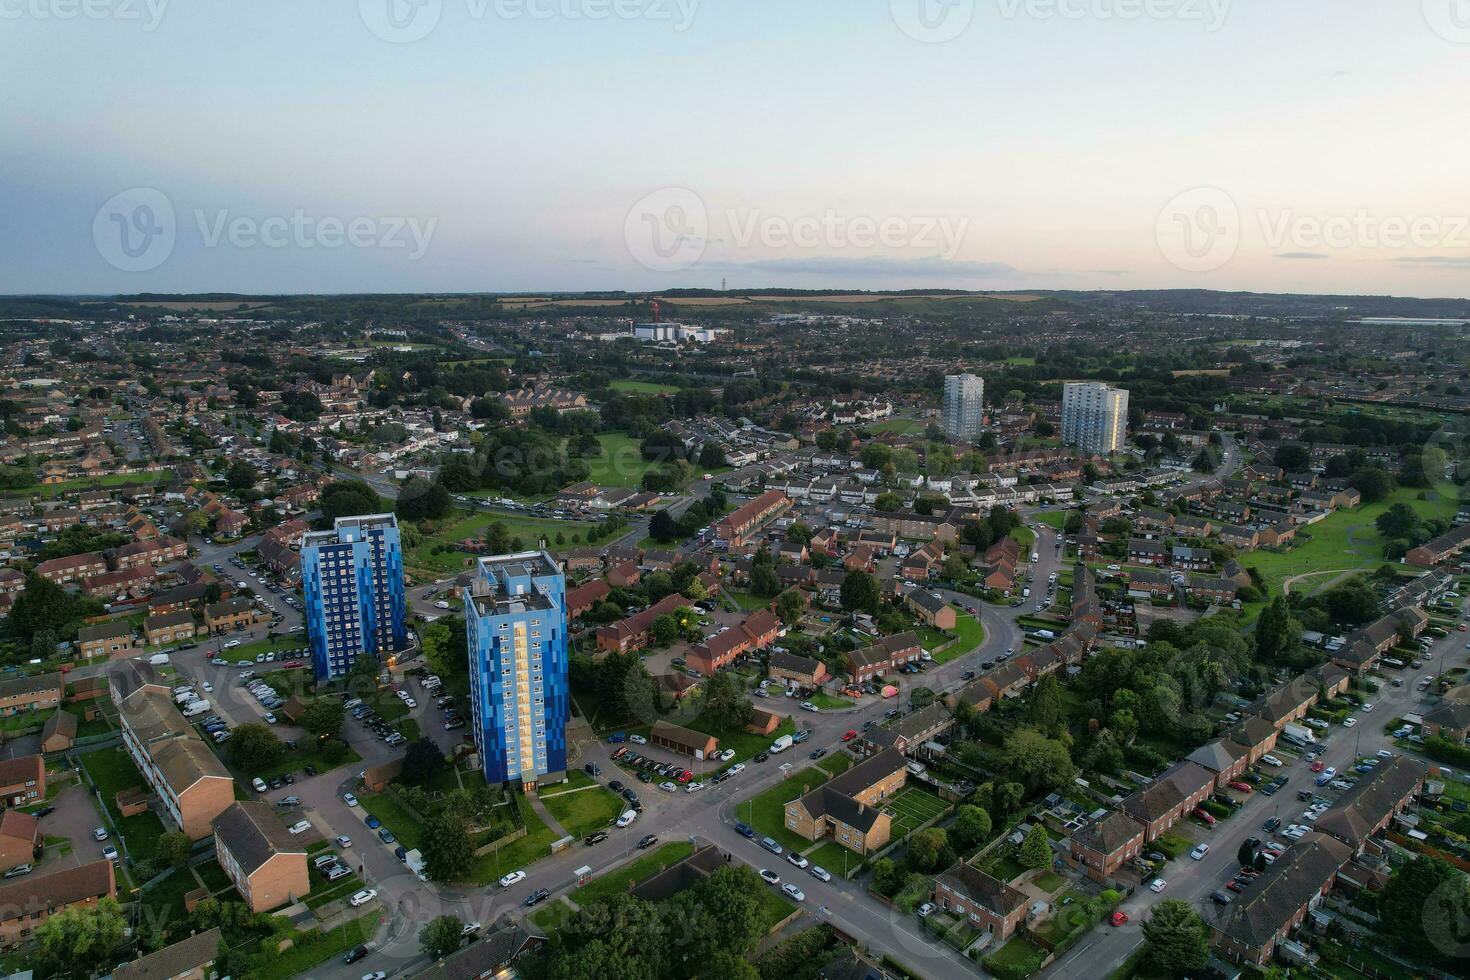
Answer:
[884, 786, 949, 837]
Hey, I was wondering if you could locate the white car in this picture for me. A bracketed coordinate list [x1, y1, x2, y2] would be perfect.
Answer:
[809, 865, 832, 882]
[349, 888, 378, 907]
[396, 690, 411, 701]
[659, 781, 678, 793]
[725, 763, 746, 776]
[758, 868, 780, 885]
[288, 820, 312, 834]
[202, 682, 213, 693]
[782, 882, 805, 902]
[1190, 843, 1210, 860]
[685, 781, 705, 793]
[787, 852, 809, 869]
[799, 701, 819, 712]
[403, 698, 417, 709]
[498, 870, 527, 888]
[1150, 878, 1166, 893]
[1343, 717, 1357, 728]
[336, 836, 353, 848]
[1362, 702, 1375, 712]
[1260, 754, 1283, 767]
[616, 810, 637, 828]
[343, 792, 359, 807]
[361, 973, 387, 980]
[718, 748, 736, 762]
[630, 734, 647, 745]
[102, 845, 119, 861]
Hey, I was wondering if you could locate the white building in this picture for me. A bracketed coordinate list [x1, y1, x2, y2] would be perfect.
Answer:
[942, 374, 985, 442]
[1062, 382, 1129, 454]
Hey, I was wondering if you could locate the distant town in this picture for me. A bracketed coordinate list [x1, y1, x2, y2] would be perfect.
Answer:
[0, 290, 1468, 980]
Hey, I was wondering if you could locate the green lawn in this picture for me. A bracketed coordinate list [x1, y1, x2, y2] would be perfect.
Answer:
[804, 839, 862, 876]
[12, 470, 174, 499]
[869, 418, 926, 434]
[1243, 486, 1460, 597]
[585, 432, 661, 488]
[931, 613, 985, 664]
[610, 379, 680, 395]
[139, 868, 199, 926]
[815, 753, 853, 777]
[1033, 511, 1067, 530]
[529, 898, 576, 934]
[571, 841, 697, 906]
[406, 508, 596, 575]
[809, 691, 855, 710]
[467, 794, 557, 882]
[735, 766, 839, 853]
[245, 911, 381, 980]
[194, 858, 232, 893]
[78, 745, 168, 863]
[540, 785, 625, 838]
[884, 786, 949, 837]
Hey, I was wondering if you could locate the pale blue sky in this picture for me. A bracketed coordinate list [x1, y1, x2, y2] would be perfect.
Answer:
[3, 0, 1468, 295]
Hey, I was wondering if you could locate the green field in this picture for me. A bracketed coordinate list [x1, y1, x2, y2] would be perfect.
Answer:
[585, 432, 662, 488]
[539, 785, 626, 838]
[405, 508, 596, 576]
[931, 613, 985, 664]
[78, 745, 168, 864]
[686, 714, 796, 765]
[467, 794, 558, 882]
[803, 838, 862, 875]
[1242, 486, 1460, 597]
[885, 786, 950, 837]
[610, 379, 680, 395]
[13, 470, 175, 499]
[869, 418, 926, 435]
[1004, 356, 1037, 366]
[1034, 511, 1067, 530]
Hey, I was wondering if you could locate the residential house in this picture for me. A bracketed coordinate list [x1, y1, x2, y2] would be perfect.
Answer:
[77, 620, 138, 660]
[687, 609, 781, 676]
[903, 588, 956, 630]
[843, 633, 922, 684]
[1211, 833, 1351, 966]
[144, 610, 199, 647]
[0, 860, 116, 949]
[1067, 811, 1146, 883]
[212, 801, 310, 912]
[39, 710, 77, 753]
[0, 756, 44, 809]
[0, 674, 62, 718]
[931, 862, 1029, 946]
[1120, 761, 1215, 842]
[768, 651, 828, 688]
[783, 749, 907, 854]
[0, 810, 40, 872]
[595, 593, 689, 655]
[113, 927, 223, 980]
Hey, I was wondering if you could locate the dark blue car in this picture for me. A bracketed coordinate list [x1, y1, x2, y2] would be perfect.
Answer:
[735, 822, 755, 839]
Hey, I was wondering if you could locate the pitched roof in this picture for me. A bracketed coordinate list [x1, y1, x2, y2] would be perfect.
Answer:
[152, 736, 231, 795]
[1314, 756, 1425, 847]
[794, 749, 907, 831]
[113, 928, 222, 980]
[1071, 810, 1144, 856]
[211, 801, 306, 875]
[1122, 761, 1214, 823]
[0, 755, 43, 789]
[1185, 738, 1248, 774]
[0, 808, 38, 844]
[934, 861, 1027, 916]
[0, 671, 63, 699]
[0, 860, 114, 923]
[1215, 832, 1351, 951]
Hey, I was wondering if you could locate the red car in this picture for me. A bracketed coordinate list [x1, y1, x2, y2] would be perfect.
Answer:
[1192, 807, 1216, 826]
[611, 747, 628, 760]
[1310, 761, 1326, 773]
[676, 769, 693, 783]
[1109, 911, 1129, 927]
[282, 660, 302, 669]
[1227, 781, 1253, 793]
[841, 730, 858, 742]
[1226, 880, 1246, 893]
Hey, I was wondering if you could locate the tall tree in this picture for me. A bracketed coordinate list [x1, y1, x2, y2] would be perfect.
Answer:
[419, 914, 465, 960]
[34, 898, 126, 977]
[420, 812, 473, 882]
[699, 672, 754, 732]
[1018, 825, 1051, 869]
[1380, 854, 1470, 962]
[1141, 899, 1210, 976]
[839, 570, 880, 614]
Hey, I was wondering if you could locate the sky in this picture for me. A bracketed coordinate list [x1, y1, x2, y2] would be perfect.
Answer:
[3, 0, 1470, 297]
